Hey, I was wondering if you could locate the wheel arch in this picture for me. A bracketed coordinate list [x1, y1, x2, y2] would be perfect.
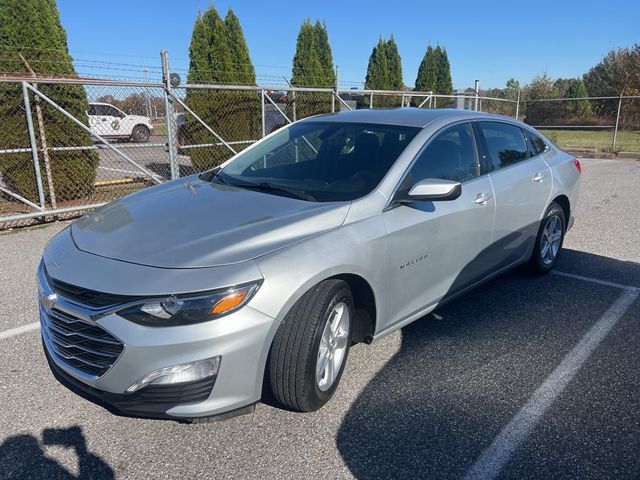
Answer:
[330, 273, 377, 344]
[551, 194, 570, 223]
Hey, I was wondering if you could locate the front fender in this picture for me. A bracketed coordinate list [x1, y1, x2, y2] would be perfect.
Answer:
[251, 215, 391, 335]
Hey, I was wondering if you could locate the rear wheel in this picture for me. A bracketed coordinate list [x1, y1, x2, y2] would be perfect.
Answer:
[131, 124, 150, 143]
[529, 202, 566, 274]
[268, 279, 353, 412]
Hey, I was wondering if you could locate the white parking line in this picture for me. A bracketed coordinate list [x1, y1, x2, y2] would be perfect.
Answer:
[464, 287, 639, 480]
[553, 270, 640, 292]
[98, 166, 141, 175]
[0, 321, 40, 340]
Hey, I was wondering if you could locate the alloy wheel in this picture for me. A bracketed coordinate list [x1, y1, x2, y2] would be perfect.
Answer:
[316, 302, 350, 392]
[540, 214, 562, 265]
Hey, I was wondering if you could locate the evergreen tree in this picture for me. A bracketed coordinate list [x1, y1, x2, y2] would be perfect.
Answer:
[185, 7, 260, 171]
[505, 78, 520, 99]
[225, 10, 256, 84]
[290, 20, 335, 118]
[365, 38, 391, 90]
[365, 37, 405, 107]
[435, 46, 453, 95]
[291, 20, 323, 87]
[565, 78, 592, 118]
[0, 0, 99, 203]
[385, 36, 404, 91]
[415, 45, 438, 92]
[314, 20, 336, 87]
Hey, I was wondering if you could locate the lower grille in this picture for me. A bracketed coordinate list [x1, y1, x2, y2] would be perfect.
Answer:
[41, 306, 124, 378]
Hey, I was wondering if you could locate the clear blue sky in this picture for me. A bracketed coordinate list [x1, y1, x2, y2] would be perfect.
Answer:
[57, 0, 639, 89]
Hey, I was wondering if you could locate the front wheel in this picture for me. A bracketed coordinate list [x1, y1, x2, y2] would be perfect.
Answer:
[268, 279, 353, 412]
[529, 202, 566, 274]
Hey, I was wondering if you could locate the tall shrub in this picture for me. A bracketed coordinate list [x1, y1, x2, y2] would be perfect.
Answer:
[185, 7, 260, 171]
[365, 38, 391, 90]
[385, 36, 404, 91]
[290, 20, 335, 118]
[0, 0, 99, 202]
[415, 45, 438, 92]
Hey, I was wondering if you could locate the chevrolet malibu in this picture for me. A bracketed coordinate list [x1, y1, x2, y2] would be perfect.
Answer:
[39, 108, 581, 422]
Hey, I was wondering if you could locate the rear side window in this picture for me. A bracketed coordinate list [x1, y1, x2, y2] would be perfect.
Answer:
[478, 122, 530, 170]
[525, 130, 548, 156]
[407, 123, 478, 183]
[88, 104, 97, 115]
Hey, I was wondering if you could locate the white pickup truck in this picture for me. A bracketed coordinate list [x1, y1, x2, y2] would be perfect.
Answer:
[87, 102, 154, 143]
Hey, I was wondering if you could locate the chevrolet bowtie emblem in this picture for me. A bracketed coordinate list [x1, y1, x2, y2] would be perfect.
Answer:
[42, 293, 57, 308]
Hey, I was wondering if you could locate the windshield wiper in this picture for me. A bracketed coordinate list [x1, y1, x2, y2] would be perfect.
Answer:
[229, 180, 316, 201]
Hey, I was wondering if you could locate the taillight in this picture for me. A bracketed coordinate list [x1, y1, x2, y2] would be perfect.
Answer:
[573, 159, 582, 174]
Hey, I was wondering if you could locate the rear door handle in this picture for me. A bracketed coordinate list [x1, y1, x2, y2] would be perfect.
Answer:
[474, 192, 492, 205]
[532, 172, 546, 182]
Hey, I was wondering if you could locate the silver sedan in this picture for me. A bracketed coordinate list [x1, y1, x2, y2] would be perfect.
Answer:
[38, 108, 581, 421]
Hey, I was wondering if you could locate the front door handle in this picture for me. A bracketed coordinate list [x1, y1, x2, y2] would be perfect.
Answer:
[532, 172, 546, 182]
[474, 192, 492, 205]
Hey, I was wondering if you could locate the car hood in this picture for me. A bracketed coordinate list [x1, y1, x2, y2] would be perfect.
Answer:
[71, 177, 350, 269]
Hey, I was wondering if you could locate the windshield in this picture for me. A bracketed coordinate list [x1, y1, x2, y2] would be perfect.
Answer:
[218, 121, 420, 202]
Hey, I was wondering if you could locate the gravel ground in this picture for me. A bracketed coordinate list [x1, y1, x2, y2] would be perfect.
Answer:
[0, 157, 638, 480]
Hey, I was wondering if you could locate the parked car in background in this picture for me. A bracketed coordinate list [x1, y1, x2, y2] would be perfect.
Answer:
[87, 102, 153, 143]
[39, 108, 580, 423]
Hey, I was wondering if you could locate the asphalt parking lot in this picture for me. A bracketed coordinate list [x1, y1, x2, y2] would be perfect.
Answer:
[94, 135, 193, 183]
[0, 157, 639, 480]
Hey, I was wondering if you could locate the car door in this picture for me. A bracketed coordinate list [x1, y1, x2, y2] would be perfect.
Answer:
[383, 122, 496, 326]
[90, 105, 119, 137]
[475, 121, 552, 270]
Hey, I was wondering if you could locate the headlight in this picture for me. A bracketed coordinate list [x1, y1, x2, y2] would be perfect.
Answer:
[118, 281, 261, 327]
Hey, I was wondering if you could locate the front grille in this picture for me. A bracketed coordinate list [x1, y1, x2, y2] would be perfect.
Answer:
[46, 270, 140, 309]
[41, 307, 124, 378]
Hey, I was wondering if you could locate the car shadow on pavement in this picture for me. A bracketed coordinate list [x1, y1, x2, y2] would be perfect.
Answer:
[336, 249, 639, 480]
[0, 426, 113, 480]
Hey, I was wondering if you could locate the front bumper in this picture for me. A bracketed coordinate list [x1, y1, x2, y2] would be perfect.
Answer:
[39, 265, 280, 421]
[44, 344, 218, 421]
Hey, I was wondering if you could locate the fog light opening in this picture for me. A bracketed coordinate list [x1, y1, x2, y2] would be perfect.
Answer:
[126, 356, 221, 393]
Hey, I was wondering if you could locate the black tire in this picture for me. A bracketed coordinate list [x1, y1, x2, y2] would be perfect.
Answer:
[528, 202, 566, 274]
[268, 279, 353, 412]
[131, 124, 150, 143]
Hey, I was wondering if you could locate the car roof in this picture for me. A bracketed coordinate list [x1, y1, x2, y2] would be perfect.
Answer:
[301, 107, 510, 128]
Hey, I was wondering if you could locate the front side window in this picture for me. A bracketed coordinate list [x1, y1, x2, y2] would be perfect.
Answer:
[107, 106, 124, 118]
[219, 122, 420, 202]
[404, 123, 478, 185]
[478, 121, 530, 170]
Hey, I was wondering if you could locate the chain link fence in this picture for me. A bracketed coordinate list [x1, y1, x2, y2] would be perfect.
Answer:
[519, 96, 640, 153]
[1, 58, 639, 230]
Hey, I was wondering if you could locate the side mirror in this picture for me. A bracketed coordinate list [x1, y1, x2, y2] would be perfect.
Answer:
[399, 178, 462, 203]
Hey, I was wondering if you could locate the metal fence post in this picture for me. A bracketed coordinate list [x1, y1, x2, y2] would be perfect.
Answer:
[401, 92, 405, 107]
[261, 89, 266, 137]
[612, 94, 622, 149]
[474, 80, 480, 111]
[22, 82, 46, 209]
[161, 50, 178, 180]
[292, 89, 297, 122]
[515, 90, 521, 120]
[369, 92, 373, 109]
[332, 65, 338, 113]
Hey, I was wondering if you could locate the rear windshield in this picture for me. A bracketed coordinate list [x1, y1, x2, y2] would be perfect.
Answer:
[219, 122, 420, 202]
